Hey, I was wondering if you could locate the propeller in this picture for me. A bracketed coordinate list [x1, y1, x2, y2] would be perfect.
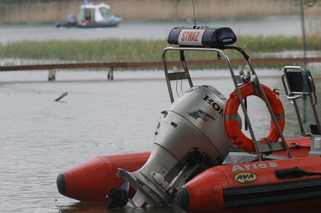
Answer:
[107, 181, 130, 209]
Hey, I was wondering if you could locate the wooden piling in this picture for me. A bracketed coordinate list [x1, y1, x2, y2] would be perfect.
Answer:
[108, 67, 114, 80]
[48, 69, 56, 81]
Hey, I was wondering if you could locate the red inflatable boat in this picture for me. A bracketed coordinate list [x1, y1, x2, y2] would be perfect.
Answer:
[177, 155, 321, 213]
[56, 152, 150, 201]
[57, 26, 321, 212]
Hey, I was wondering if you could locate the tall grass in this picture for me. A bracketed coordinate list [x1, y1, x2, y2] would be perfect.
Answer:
[1, 35, 320, 63]
[0, 39, 169, 62]
[1, 0, 320, 23]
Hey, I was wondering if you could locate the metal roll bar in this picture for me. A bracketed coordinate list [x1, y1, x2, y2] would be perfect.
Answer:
[162, 46, 293, 160]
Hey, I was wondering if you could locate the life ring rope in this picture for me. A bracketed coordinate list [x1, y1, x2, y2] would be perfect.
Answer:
[223, 84, 285, 153]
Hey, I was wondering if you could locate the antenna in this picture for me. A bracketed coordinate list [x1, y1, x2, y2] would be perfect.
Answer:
[192, 0, 197, 28]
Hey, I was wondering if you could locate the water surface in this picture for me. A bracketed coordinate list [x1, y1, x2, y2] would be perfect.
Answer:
[0, 15, 303, 44]
[1, 68, 321, 212]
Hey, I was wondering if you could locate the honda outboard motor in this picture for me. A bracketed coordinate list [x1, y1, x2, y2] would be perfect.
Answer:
[107, 85, 240, 208]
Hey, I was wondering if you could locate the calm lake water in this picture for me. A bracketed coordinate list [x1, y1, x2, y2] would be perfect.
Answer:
[1, 16, 321, 213]
[0, 15, 304, 44]
[1, 67, 321, 213]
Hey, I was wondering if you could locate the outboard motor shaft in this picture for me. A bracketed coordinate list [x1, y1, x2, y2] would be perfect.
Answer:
[108, 85, 240, 208]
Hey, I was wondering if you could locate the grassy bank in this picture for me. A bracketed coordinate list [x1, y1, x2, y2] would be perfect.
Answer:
[0, 0, 320, 23]
[0, 35, 320, 64]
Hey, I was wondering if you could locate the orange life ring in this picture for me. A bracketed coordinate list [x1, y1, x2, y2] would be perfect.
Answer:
[223, 84, 285, 152]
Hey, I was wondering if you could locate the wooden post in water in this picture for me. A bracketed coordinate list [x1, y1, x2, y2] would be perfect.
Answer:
[48, 69, 56, 81]
[108, 67, 114, 80]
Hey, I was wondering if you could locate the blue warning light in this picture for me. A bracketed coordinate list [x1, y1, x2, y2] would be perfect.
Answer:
[167, 27, 237, 48]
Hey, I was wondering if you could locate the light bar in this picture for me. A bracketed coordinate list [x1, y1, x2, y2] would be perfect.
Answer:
[167, 27, 237, 48]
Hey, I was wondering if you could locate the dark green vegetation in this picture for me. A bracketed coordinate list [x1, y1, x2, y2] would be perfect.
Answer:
[0, 35, 320, 63]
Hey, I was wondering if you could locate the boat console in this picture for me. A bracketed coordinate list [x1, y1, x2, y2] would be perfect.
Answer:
[282, 66, 321, 156]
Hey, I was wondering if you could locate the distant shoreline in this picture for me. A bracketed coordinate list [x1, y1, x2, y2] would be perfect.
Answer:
[0, 0, 320, 23]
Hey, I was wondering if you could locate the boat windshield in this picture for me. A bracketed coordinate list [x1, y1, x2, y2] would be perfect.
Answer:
[78, 8, 94, 22]
[99, 7, 112, 18]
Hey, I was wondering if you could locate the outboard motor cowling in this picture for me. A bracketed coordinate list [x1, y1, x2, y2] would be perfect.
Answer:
[108, 85, 239, 208]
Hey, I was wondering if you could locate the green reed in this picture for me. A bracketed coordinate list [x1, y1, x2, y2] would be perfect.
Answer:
[0, 35, 320, 63]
